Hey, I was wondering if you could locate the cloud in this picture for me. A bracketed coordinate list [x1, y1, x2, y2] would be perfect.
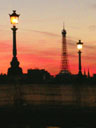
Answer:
[21, 28, 60, 37]
[88, 25, 96, 31]
[33, 30, 60, 37]
[67, 39, 76, 47]
[67, 39, 96, 51]
[91, 3, 96, 9]
[20, 28, 96, 52]
[84, 44, 96, 49]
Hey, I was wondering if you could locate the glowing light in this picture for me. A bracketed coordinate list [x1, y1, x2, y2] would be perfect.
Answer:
[9, 10, 19, 26]
[77, 44, 83, 50]
[77, 40, 83, 51]
[10, 17, 19, 25]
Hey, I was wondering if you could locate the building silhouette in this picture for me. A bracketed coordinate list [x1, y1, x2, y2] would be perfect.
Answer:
[27, 69, 51, 83]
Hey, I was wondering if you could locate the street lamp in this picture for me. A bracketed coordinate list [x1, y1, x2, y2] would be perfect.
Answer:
[9, 10, 20, 58]
[10, 10, 19, 26]
[77, 40, 83, 75]
[8, 10, 22, 76]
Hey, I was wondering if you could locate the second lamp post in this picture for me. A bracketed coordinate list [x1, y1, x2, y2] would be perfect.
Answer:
[77, 40, 83, 75]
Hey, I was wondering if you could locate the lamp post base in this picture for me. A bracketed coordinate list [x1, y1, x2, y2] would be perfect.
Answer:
[7, 57, 22, 76]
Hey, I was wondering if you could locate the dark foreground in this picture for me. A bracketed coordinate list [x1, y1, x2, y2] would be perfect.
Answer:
[0, 105, 96, 128]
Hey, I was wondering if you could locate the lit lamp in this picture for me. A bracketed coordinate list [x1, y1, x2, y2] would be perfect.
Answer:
[77, 40, 83, 75]
[10, 10, 19, 26]
[8, 10, 22, 76]
[9, 10, 20, 57]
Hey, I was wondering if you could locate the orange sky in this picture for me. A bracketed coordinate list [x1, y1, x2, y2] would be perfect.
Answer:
[0, 34, 96, 76]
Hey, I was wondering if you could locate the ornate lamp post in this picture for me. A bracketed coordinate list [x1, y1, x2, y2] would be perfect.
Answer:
[77, 40, 83, 76]
[8, 10, 22, 76]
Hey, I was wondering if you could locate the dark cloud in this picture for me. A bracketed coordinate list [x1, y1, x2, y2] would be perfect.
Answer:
[21, 28, 96, 51]
[33, 30, 61, 37]
[84, 44, 96, 49]
[21, 28, 60, 37]
[67, 39, 96, 50]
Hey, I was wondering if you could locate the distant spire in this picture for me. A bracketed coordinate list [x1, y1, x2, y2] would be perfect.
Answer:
[84, 69, 86, 76]
[88, 69, 90, 78]
[62, 22, 66, 37]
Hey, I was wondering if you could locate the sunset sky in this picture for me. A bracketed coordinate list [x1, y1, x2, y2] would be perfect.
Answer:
[0, 0, 96, 76]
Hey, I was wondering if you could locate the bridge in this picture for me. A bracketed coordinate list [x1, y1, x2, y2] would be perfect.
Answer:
[0, 84, 96, 107]
[0, 84, 96, 127]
